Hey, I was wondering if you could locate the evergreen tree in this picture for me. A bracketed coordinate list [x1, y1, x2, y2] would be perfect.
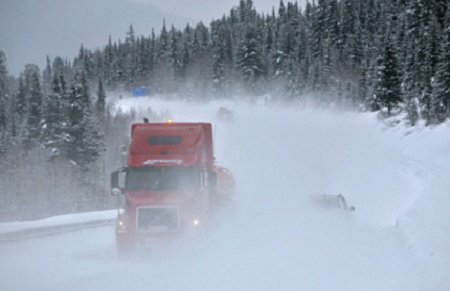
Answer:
[373, 28, 402, 115]
[0, 120, 8, 160]
[66, 72, 104, 168]
[340, 0, 356, 63]
[41, 74, 69, 161]
[402, 0, 422, 110]
[211, 20, 228, 93]
[52, 56, 66, 79]
[0, 50, 8, 158]
[0, 50, 7, 126]
[169, 25, 182, 86]
[125, 25, 137, 88]
[419, 11, 441, 124]
[296, 15, 311, 93]
[263, 14, 276, 78]
[312, 0, 327, 61]
[153, 21, 172, 93]
[103, 36, 115, 88]
[148, 29, 157, 91]
[24, 71, 43, 150]
[185, 21, 212, 97]
[431, 4, 450, 123]
[211, 18, 234, 95]
[95, 78, 107, 125]
[405, 97, 420, 126]
[42, 56, 52, 92]
[136, 37, 149, 82]
[13, 77, 27, 136]
[236, 25, 264, 94]
[180, 32, 191, 81]
[158, 20, 169, 59]
[278, 0, 286, 23]
[328, 0, 341, 47]
[93, 49, 104, 83]
[114, 39, 128, 88]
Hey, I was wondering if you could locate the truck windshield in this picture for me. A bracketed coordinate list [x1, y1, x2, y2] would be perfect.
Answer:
[126, 166, 201, 191]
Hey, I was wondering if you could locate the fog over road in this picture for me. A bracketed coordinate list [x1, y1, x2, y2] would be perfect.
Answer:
[1, 97, 448, 290]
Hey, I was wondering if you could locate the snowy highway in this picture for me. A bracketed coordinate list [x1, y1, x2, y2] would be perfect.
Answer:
[1, 97, 449, 290]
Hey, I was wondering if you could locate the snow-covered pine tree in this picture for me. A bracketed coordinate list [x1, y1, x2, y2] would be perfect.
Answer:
[125, 25, 138, 89]
[66, 71, 104, 168]
[236, 24, 264, 94]
[340, 0, 356, 64]
[12, 78, 27, 139]
[41, 74, 69, 161]
[373, 27, 402, 115]
[420, 16, 441, 124]
[158, 20, 169, 59]
[103, 36, 115, 89]
[147, 29, 157, 93]
[296, 14, 311, 94]
[95, 77, 107, 126]
[430, 4, 450, 123]
[42, 56, 52, 93]
[169, 24, 182, 90]
[135, 36, 148, 83]
[51, 56, 67, 80]
[312, 0, 327, 62]
[185, 21, 212, 98]
[0, 50, 9, 159]
[23, 69, 43, 151]
[262, 12, 276, 80]
[211, 19, 229, 94]
[180, 28, 191, 81]
[153, 20, 172, 94]
[211, 17, 234, 96]
[328, 0, 341, 48]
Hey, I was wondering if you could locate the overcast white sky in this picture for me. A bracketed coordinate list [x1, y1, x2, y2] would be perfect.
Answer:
[0, 0, 307, 77]
[134, 0, 308, 22]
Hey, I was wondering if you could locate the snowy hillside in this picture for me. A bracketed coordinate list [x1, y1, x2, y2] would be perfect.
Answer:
[1, 96, 449, 290]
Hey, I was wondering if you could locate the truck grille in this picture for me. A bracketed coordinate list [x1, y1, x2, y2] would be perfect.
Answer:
[137, 207, 179, 232]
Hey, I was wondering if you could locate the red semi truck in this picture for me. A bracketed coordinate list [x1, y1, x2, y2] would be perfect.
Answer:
[110, 121, 234, 250]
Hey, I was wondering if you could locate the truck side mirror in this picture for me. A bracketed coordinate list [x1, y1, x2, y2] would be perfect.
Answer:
[111, 167, 127, 196]
[111, 171, 119, 189]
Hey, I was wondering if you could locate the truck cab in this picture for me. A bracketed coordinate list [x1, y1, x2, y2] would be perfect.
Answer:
[111, 122, 234, 250]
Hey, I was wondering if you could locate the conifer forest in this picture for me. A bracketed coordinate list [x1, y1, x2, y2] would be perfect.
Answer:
[0, 0, 448, 221]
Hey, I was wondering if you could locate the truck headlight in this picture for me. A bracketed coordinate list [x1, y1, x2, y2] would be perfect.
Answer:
[116, 219, 127, 233]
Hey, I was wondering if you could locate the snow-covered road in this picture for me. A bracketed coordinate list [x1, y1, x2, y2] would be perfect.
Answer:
[1, 97, 449, 290]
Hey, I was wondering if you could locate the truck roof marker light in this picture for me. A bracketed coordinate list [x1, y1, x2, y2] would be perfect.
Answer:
[167, 119, 173, 123]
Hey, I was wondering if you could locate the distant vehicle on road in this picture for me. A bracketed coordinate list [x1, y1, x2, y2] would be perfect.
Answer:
[217, 107, 234, 121]
[309, 194, 355, 212]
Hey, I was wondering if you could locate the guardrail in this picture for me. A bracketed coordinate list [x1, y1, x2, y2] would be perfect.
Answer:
[0, 210, 117, 243]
